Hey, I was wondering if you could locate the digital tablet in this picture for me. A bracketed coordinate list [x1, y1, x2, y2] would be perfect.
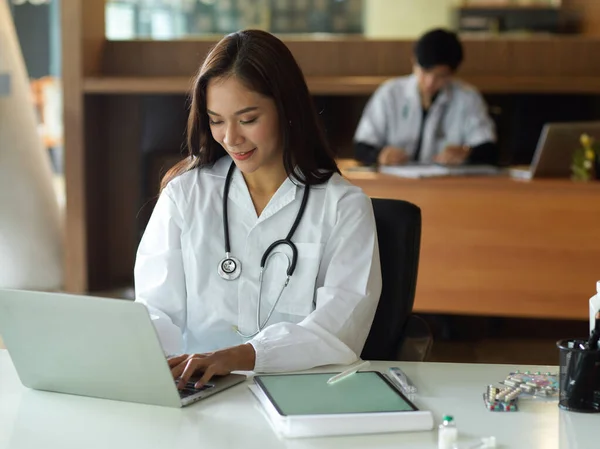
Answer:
[253, 371, 419, 417]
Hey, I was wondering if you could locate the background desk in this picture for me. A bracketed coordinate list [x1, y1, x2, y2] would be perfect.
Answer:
[0, 350, 595, 449]
[344, 171, 600, 321]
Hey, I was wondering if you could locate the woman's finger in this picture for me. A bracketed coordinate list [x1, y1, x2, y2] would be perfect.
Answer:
[178, 357, 204, 389]
[196, 364, 218, 388]
[171, 355, 194, 380]
[167, 354, 188, 368]
[170, 353, 209, 379]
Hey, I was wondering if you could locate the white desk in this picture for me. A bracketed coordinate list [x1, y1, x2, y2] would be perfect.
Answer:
[0, 350, 596, 449]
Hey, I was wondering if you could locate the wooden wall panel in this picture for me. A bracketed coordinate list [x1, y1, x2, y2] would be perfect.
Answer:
[61, 0, 87, 293]
[83, 95, 108, 291]
[82, 0, 106, 76]
[85, 96, 142, 291]
[101, 39, 413, 77]
[105, 96, 143, 289]
[62, 0, 107, 292]
[101, 37, 600, 80]
[563, 0, 600, 36]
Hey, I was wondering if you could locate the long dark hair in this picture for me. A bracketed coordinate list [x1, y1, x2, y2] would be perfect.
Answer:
[161, 29, 339, 191]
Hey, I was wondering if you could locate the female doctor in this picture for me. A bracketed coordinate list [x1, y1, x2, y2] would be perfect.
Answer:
[134, 30, 382, 389]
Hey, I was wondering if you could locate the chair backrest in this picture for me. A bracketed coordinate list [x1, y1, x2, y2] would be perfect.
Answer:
[361, 198, 422, 361]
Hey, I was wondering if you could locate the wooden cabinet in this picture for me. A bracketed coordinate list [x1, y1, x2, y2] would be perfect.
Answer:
[344, 170, 600, 320]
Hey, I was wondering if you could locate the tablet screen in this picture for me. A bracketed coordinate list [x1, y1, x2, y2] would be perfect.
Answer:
[254, 371, 418, 416]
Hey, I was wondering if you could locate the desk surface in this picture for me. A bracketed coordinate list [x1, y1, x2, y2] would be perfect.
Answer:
[342, 167, 600, 320]
[0, 350, 596, 449]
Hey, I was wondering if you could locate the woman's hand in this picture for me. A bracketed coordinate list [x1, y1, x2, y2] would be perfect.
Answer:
[168, 343, 256, 389]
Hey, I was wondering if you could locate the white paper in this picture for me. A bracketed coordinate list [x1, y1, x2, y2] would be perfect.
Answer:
[379, 164, 501, 179]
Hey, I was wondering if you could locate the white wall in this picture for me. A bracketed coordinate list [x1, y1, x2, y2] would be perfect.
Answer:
[364, 0, 458, 38]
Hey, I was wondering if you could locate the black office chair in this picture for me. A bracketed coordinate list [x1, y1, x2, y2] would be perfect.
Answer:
[360, 198, 432, 362]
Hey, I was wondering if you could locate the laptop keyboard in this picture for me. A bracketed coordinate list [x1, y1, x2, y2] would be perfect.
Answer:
[176, 381, 215, 399]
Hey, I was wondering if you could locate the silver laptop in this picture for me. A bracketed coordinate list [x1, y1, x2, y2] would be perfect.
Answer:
[0, 289, 246, 408]
[510, 121, 600, 180]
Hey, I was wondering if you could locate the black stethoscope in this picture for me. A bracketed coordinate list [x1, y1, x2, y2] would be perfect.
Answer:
[218, 161, 310, 338]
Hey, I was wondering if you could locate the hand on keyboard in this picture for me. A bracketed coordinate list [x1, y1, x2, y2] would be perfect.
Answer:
[175, 380, 214, 398]
[168, 344, 255, 389]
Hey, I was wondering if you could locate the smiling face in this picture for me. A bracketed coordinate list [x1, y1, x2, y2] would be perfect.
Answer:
[206, 75, 283, 177]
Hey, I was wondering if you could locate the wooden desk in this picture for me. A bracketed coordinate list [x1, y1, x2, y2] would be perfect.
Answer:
[1, 350, 595, 449]
[344, 170, 600, 320]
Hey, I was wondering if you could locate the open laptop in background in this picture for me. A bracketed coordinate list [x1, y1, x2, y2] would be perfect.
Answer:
[509, 121, 600, 180]
[0, 289, 246, 408]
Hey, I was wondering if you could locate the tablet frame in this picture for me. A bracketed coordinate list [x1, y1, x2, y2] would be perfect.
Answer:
[253, 371, 419, 417]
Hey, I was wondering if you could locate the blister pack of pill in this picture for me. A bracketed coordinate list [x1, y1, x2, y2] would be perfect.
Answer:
[501, 371, 558, 398]
[483, 385, 519, 412]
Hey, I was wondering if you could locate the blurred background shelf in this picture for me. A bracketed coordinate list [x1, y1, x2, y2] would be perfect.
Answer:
[83, 75, 600, 95]
[84, 76, 193, 94]
[82, 76, 393, 95]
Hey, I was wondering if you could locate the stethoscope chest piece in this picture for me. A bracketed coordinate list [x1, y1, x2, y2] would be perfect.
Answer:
[218, 254, 241, 280]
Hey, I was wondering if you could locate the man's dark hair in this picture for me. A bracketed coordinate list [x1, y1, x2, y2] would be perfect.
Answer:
[414, 28, 464, 72]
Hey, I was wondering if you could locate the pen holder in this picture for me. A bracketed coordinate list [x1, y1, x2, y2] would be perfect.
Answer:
[556, 339, 600, 413]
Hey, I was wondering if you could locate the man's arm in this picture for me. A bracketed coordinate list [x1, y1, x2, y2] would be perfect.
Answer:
[461, 89, 498, 165]
[354, 83, 394, 164]
[354, 141, 382, 165]
[467, 141, 499, 165]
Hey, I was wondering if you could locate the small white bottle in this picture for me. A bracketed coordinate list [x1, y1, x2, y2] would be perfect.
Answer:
[438, 415, 458, 449]
[590, 281, 600, 336]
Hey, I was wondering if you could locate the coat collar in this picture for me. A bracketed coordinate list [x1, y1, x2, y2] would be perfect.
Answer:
[226, 160, 299, 224]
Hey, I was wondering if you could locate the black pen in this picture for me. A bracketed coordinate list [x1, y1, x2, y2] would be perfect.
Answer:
[587, 312, 600, 350]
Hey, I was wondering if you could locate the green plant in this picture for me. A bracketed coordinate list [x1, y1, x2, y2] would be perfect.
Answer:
[571, 134, 598, 182]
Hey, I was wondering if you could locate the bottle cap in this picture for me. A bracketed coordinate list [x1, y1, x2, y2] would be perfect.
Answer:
[442, 415, 454, 422]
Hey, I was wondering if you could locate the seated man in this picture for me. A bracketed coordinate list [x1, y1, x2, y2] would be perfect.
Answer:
[354, 28, 497, 166]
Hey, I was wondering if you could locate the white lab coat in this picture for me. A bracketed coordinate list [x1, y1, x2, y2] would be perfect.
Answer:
[354, 74, 496, 162]
[134, 156, 382, 373]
